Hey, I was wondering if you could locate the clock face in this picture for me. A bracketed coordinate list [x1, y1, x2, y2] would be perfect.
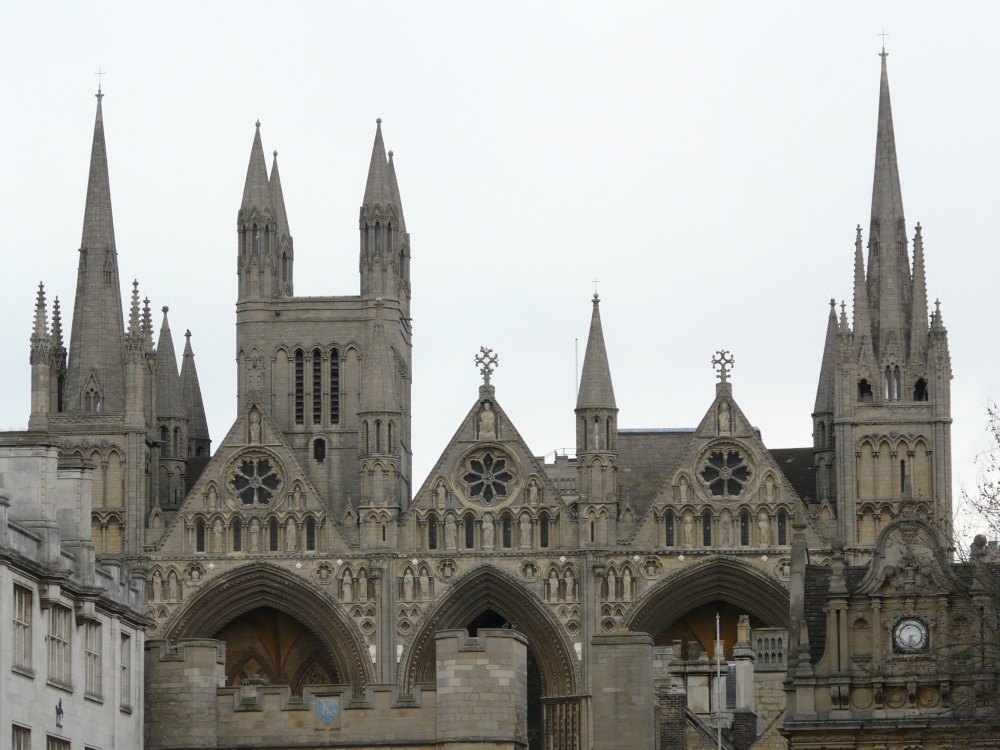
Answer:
[894, 619, 928, 652]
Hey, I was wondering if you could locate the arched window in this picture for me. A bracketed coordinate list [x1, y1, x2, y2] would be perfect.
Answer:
[195, 520, 205, 552]
[388, 422, 394, 453]
[374, 221, 382, 255]
[269, 519, 279, 551]
[502, 515, 512, 549]
[362, 422, 369, 454]
[702, 509, 712, 546]
[740, 510, 750, 546]
[594, 418, 600, 450]
[313, 438, 326, 462]
[539, 514, 550, 548]
[173, 427, 180, 458]
[263, 224, 270, 255]
[329, 348, 341, 424]
[819, 422, 827, 449]
[858, 379, 873, 402]
[312, 349, 323, 425]
[900, 459, 907, 494]
[590, 520, 595, 543]
[306, 518, 316, 551]
[281, 251, 289, 284]
[252, 224, 260, 254]
[606, 418, 612, 451]
[664, 510, 675, 547]
[161, 426, 169, 456]
[232, 519, 242, 552]
[294, 350, 305, 425]
[777, 510, 788, 545]
[914, 378, 928, 401]
[582, 417, 588, 451]
[375, 420, 382, 453]
[464, 516, 475, 549]
[428, 515, 438, 550]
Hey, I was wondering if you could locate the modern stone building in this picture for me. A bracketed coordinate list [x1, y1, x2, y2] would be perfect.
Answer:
[4, 51, 994, 750]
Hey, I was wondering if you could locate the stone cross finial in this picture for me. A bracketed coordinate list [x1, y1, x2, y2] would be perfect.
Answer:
[712, 350, 735, 383]
[475, 346, 499, 386]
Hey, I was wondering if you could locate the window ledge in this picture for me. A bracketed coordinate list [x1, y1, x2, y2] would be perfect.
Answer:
[11, 665, 35, 679]
[120, 703, 133, 715]
[46, 678, 74, 694]
[85, 691, 105, 704]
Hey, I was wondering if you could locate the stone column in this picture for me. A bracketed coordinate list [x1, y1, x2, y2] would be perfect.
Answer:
[591, 632, 654, 750]
[435, 628, 527, 748]
[732, 615, 757, 750]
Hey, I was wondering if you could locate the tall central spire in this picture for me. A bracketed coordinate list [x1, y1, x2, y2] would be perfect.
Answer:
[65, 89, 127, 413]
[866, 50, 910, 360]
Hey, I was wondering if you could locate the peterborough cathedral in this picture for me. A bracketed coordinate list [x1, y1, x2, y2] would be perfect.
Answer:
[2, 52, 998, 750]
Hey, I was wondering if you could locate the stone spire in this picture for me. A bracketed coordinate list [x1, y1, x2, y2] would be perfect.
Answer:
[362, 119, 392, 210]
[65, 89, 127, 413]
[30, 283, 50, 364]
[387, 149, 406, 233]
[126, 280, 141, 342]
[239, 121, 272, 220]
[813, 299, 838, 413]
[909, 223, 929, 360]
[866, 50, 910, 360]
[181, 329, 211, 456]
[576, 294, 617, 410]
[155, 307, 185, 420]
[852, 225, 872, 341]
[269, 150, 291, 245]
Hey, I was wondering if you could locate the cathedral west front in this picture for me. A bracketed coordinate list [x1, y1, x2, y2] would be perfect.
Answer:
[2, 51, 997, 750]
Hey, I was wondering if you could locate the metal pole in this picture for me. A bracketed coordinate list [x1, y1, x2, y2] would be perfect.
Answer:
[716, 611, 722, 750]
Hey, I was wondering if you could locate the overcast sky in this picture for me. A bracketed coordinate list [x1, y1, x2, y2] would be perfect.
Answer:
[2, 3, 998, 531]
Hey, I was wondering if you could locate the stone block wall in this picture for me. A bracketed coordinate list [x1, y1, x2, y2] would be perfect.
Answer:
[591, 632, 655, 750]
[145, 639, 225, 749]
[435, 628, 528, 747]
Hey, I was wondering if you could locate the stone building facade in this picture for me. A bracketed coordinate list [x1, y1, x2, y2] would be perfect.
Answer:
[4, 52, 988, 750]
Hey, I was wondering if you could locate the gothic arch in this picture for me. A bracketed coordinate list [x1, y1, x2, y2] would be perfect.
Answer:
[165, 562, 373, 692]
[398, 564, 581, 697]
[624, 556, 789, 637]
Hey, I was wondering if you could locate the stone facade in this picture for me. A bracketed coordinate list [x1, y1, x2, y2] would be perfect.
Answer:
[2, 52, 982, 750]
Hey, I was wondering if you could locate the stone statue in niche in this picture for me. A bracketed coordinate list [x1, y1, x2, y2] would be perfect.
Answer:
[758, 511, 770, 546]
[565, 569, 576, 600]
[249, 409, 261, 444]
[249, 519, 260, 551]
[482, 513, 495, 549]
[719, 401, 731, 435]
[206, 486, 218, 510]
[403, 570, 414, 601]
[623, 568, 632, 600]
[342, 572, 353, 603]
[683, 514, 694, 547]
[479, 401, 497, 440]
[285, 517, 296, 551]
[765, 475, 775, 503]
[435, 482, 447, 509]
[213, 519, 224, 551]
[527, 480, 539, 505]
[722, 517, 731, 546]
[445, 516, 457, 550]
[168, 574, 179, 601]
[548, 569, 559, 601]
[294, 488, 304, 509]
[358, 569, 368, 602]
[519, 514, 531, 549]
[607, 569, 617, 601]
[419, 570, 430, 600]
[679, 479, 688, 504]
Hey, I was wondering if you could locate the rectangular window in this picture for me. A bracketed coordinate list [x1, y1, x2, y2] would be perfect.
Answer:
[269, 520, 279, 552]
[312, 352, 322, 425]
[47, 736, 69, 750]
[47, 606, 71, 686]
[294, 351, 304, 425]
[464, 517, 474, 549]
[306, 519, 316, 551]
[664, 513, 674, 547]
[13, 585, 32, 671]
[539, 516, 549, 548]
[428, 518, 438, 550]
[85, 621, 102, 698]
[12, 725, 30, 750]
[120, 633, 132, 711]
[232, 519, 242, 552]
[740, 513, 750, 546]
[502, 517, 512, 549]
[777, 512, 788, 546]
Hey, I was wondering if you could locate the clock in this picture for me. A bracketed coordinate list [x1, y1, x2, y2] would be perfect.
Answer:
[894, 618, 928, 652]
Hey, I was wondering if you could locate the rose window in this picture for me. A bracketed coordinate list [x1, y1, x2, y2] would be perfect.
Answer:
[230, 455, 282, 507]
[699, 448, 751, 498]
[462, 450, 514, 504]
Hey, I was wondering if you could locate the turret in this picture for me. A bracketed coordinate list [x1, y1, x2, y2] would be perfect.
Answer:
[28, 283, 52, 429]
[811, 299, 838, 502]
[359, 120, 409, 308]
[64, 88, 127, 414]
[156, 307, 187, 508]
[237, 121, 280, 302]
[575, 294, 618, 504]
[269, 149, 294, 297]
[181, 330, 211, 458]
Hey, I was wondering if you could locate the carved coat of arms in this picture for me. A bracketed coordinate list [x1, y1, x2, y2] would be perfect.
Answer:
[316, 696, 340, 725]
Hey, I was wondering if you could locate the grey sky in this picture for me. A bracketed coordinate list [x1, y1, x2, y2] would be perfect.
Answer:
[2, 3, 997, 526]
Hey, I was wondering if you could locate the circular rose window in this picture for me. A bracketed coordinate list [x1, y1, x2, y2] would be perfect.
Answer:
[229, 454, 283, 507]
[699, 447, 752, 498]
[461, 448, 516, 505]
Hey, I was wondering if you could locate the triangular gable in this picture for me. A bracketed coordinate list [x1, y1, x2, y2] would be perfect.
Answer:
[403, 389, 568, 521]
[151, 399, 352, 552]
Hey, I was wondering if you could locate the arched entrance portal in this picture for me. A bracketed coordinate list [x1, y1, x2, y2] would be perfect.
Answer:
[400, 565, 581, 750]
[166, 563, 372, 694]
[216, 607, 340, 695]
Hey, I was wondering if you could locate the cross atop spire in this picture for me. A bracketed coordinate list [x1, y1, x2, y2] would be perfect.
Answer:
[712, 350, 735, 384]
[475, 347, 499, 387]
[878, 29, 889, 57]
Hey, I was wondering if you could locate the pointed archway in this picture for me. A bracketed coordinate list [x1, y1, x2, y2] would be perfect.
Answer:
[165, 562, 373, 692]
[399, 564, 581, 750]
[624, 556, 789, 639]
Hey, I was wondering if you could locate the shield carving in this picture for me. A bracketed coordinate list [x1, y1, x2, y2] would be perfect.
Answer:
[316, 696, 340, 725]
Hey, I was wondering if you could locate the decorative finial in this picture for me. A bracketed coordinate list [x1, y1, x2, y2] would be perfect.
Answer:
[255, 119, 261, 129]
[830, 298, 836, 309]
[273, 150, 278, 158]
[94, 67, 106, 98]
[711, 350, 735, 384]
[162, 305, 169, 314]
[388, 150, 394, 159]
[376, 117, 382, 125]
[475, 346, 500, 387]
[878, 29, 889, 57]
[185, 329, 192, 339]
